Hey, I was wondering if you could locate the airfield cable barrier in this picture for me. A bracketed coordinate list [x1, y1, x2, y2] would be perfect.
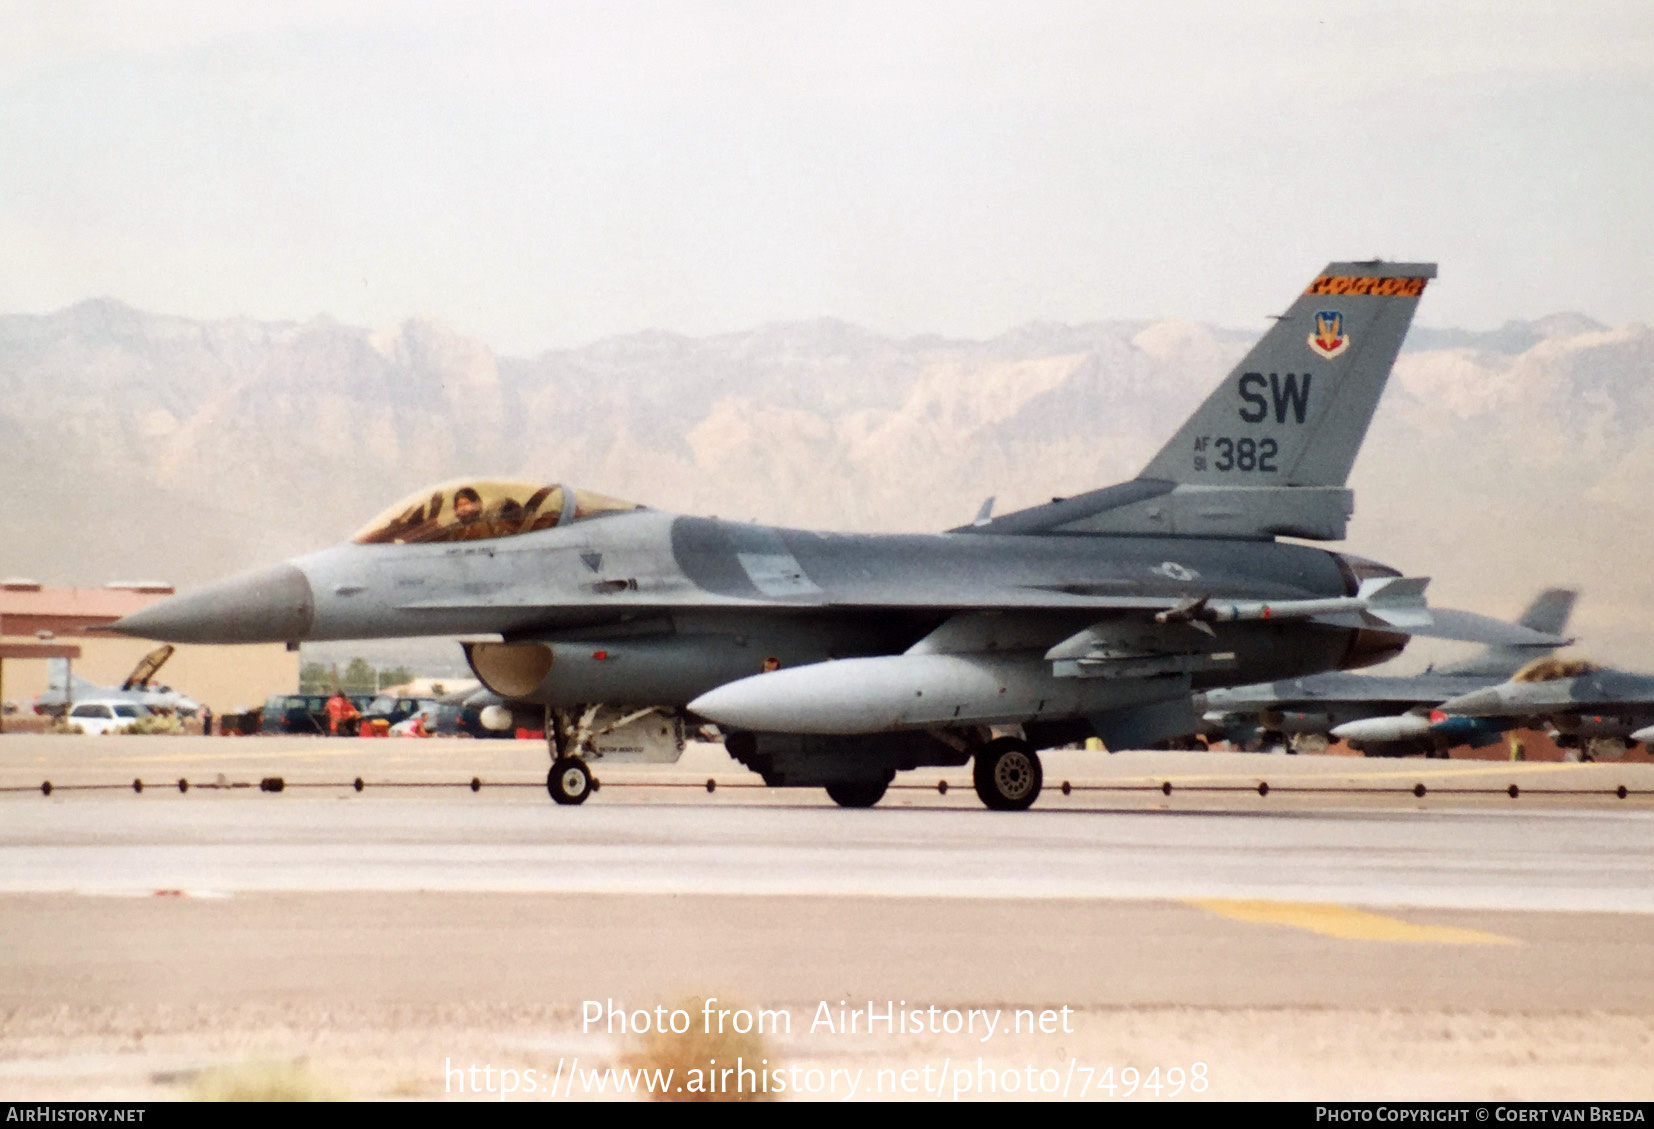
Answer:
[5, 776, 1648, 803]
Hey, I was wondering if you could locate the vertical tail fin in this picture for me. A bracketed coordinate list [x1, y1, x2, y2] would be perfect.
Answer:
[1515, 588, 1578, 638]
[1141, 261, 1436, 488]
[970, 261, 1436, 540]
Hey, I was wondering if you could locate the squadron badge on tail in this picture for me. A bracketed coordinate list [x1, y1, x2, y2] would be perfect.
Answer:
[1309, 310, 1349, 359]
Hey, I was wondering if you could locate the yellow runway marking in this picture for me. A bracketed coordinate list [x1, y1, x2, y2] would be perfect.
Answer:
[1189, 899, 1518, 945]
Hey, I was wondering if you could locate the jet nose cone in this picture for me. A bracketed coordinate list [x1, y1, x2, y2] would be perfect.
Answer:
[112, 563, 314, 644]
[1436, 687, 1506, 716]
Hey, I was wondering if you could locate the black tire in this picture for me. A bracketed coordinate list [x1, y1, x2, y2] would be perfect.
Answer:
[547, 757, 593, 805]
[825, 778, 889, 808]
[973, 738, 1043, 811]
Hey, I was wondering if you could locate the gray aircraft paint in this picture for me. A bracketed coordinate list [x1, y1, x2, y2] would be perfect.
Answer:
[111, 261, 1568, 802]
[1142, 263, 1434, 490]
[964, 263, 1436, 542]
[1435, 663, 1654, 754]
[1436, 589, 1576, 677]
[1198, 588, 1578, 751]
[1441, 667, 1654, 719]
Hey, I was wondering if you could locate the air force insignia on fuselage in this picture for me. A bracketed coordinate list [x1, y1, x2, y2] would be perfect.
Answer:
[1309, 310, 1349, 359]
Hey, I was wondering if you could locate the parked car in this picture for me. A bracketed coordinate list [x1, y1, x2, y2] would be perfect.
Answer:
[358, 695, 441, 733]
[259, 694, 375, 735]
[388, 702, 449, 736]
[64, 700, 152, 735]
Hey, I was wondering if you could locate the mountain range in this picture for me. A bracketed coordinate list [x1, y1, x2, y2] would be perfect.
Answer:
[3, 299, 1649, 669]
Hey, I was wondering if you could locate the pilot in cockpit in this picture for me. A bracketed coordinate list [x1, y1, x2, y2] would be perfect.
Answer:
[454, 487, 483, 523]
[353, 479, 639, 546]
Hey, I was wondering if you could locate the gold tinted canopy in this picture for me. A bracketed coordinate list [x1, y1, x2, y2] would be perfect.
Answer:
[353, 479, 640, 545]
[1512, 657, 1597, 684]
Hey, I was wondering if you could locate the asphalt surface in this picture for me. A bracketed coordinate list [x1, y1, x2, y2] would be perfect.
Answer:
[5, 888, 1654, 1013]
[5, 787, 1654, 909]
[4, 735, 1652, 909]
[4, 735, 1653, 1100]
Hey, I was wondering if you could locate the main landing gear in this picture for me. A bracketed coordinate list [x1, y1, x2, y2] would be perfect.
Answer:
[973, 737, 1043, 811]
[824, 777, 891, 808]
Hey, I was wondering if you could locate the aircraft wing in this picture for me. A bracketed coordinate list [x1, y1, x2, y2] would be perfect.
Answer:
[1205, 671, 1510, 711]
[454, 585, 1566, 650]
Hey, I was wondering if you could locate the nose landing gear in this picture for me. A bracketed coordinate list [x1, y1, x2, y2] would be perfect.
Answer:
[545, 706, 596, 805]
[547, 756, 594, 805]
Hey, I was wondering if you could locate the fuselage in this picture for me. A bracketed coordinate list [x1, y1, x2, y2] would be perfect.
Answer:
[116, 507, 1408, 722]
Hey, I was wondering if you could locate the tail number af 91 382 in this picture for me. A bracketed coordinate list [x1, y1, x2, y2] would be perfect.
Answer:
[1190, 435, 1278, 473]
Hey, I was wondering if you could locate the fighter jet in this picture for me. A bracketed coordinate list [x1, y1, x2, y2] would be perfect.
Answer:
[1196, 588, 1577, 756]
[1437, 658, 1654, 761]
[32, 645, 201, 717]
[114, 261, 1565, 809]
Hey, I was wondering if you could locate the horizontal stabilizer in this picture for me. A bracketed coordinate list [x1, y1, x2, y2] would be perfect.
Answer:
[1136, 575, 1568, 648]
[1435, 587, 1578, 677]
[1310, 607, 1572, 649]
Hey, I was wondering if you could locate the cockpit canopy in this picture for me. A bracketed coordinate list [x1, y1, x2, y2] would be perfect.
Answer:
[1511, 657, 1597, 684]
[353, 479, 642, 545]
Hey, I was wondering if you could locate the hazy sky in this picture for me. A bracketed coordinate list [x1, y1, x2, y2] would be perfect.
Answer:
[4, 1, 1653, 354]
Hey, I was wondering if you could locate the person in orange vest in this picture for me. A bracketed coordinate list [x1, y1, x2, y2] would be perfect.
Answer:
[326, 691, 359, 736]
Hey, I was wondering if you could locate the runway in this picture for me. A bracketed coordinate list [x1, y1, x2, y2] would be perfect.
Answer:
[5, 734, 1652, 910]
[3, 735, 1654, 1101]
[6, 789, 1654, 913]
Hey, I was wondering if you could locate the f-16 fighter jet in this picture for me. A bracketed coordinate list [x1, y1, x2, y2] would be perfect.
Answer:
[1438, 658, 1654, 762]
[31, 644, 202, 717]
[114, 261, 1565, 809]
[1196, 588, 1577, 756]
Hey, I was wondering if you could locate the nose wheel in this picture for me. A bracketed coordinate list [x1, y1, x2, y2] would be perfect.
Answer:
[548, 757, 594, 805]
[973, 737, 1043, 811]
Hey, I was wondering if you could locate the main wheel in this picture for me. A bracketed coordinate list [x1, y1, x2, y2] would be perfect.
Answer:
[973, 738, 1043, 811]
[547, 757, 593, 805]
[825, 778, 889, 808]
